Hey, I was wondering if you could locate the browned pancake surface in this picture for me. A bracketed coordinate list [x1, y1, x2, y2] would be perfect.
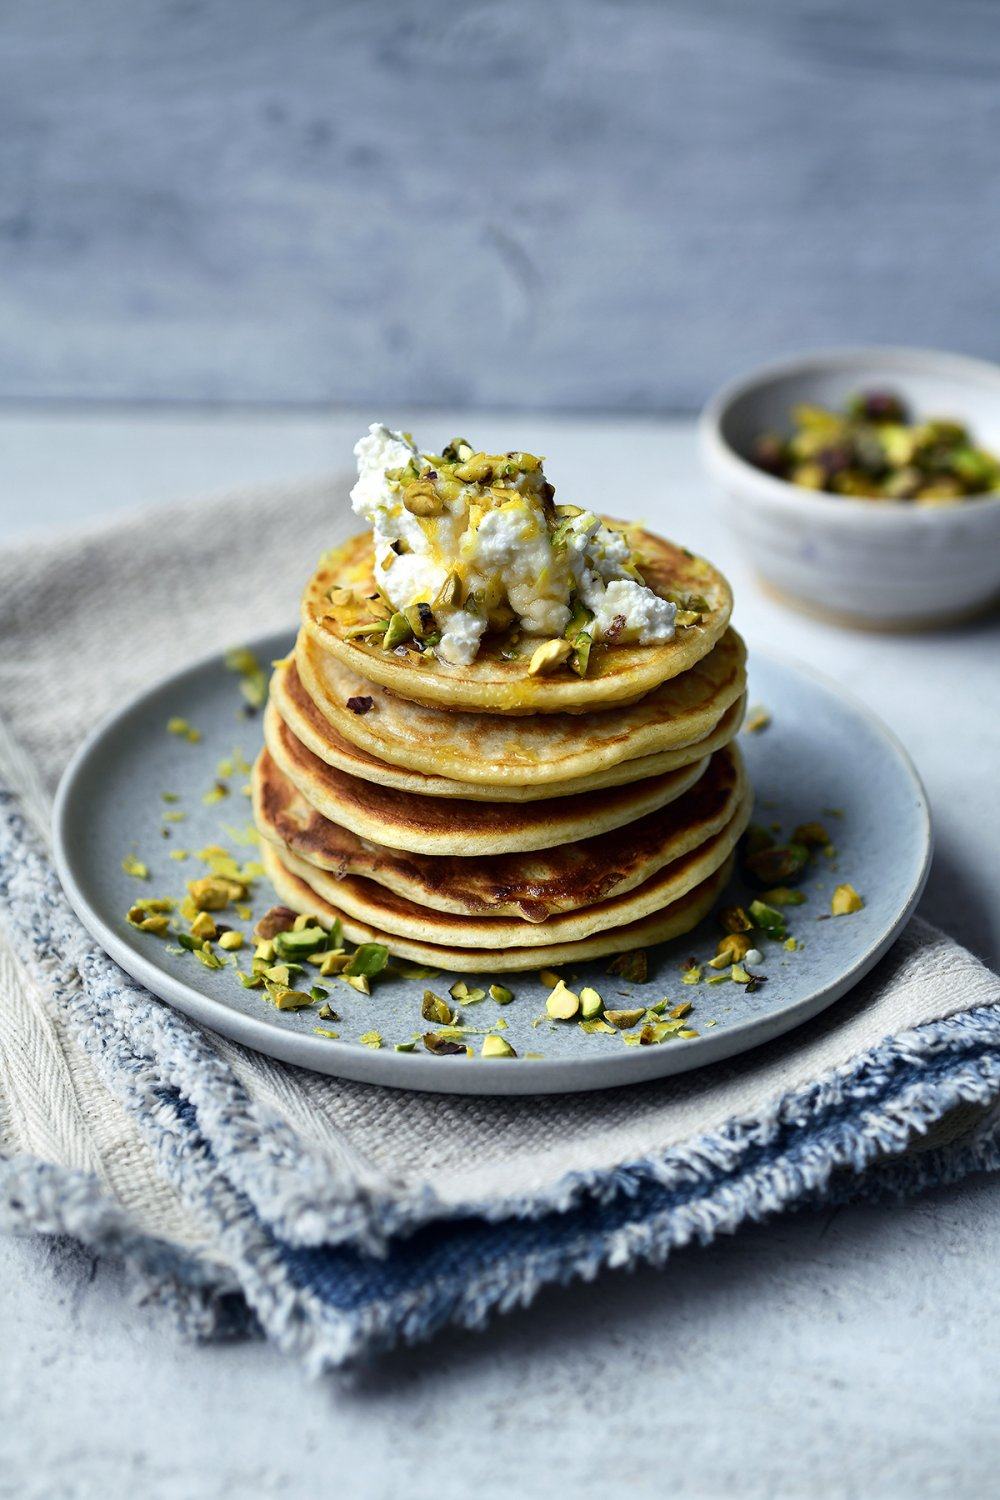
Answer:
[254, 743, 745, 921]
[263, 699, 711, 856]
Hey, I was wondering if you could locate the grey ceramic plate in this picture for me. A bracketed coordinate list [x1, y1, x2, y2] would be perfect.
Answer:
[52, 632, 931, 1096]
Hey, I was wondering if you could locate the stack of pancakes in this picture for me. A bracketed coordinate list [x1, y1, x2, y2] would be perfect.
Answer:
[254, 527, 752, 971]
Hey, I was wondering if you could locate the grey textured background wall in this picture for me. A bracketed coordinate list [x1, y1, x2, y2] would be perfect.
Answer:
[3, 0, 999, 412]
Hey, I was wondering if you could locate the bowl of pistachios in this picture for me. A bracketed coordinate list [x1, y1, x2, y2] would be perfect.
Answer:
[700, 347, 1000, 627]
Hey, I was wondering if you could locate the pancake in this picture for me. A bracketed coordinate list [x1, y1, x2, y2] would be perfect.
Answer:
[263, 701, 711, 856]
[271, 654, 746, 801]
[300, 527, 733, 715]
[293, 626, 747, 790]
[261, 841, 737, 972]
[254, 742, 747, 923]
[270, 785, 751, 949]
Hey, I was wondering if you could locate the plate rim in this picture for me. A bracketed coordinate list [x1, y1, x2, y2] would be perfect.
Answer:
[51, 633, 932, 1096]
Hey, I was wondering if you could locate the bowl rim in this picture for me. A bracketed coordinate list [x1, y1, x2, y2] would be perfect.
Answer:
[699, 344, 1000, 524]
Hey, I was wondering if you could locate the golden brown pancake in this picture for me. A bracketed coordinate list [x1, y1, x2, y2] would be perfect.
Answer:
[271, 653, 746, 801]
[300, 526, 733, 714]
[261, 840, 737, 972]
[293, 626, 746, 789]
[263, 700, 714, 857]
[269, 785, 751, 949]
[254, 742, 747, 922]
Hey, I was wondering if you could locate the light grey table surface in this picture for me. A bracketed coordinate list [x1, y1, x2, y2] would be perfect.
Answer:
[1, 408, 998, 1500]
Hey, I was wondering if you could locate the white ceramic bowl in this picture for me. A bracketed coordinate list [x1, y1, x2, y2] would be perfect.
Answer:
[699, 347, 1000, 627]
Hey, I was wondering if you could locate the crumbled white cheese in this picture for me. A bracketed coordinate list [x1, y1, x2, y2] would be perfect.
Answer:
[347, 423, 676, 665]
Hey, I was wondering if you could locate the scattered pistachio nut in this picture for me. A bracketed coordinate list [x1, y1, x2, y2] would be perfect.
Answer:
[578, 986, 603, 1019]
[422, 990, 454, 1025]
[481, 1035, 517, 1059]
[545, 980, 580, 1021]
[831, 883, 864, 915]
[604, 1008, 645, 1030]
[527, 638, 574, 676]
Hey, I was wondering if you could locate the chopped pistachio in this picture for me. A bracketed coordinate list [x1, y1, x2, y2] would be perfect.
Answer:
[168, 849, 189, 862]
[313, 1028, 341, 1039]
[202, 782, 229, 806]
[784, 936, 799, 952]
[831, 883, 864, 915]
[709, 932, 752, 967]
[681, 964, 702, 985]
[604, 1007, 645, 1029]
[253, 906, 297, 941]
[340, 974, 371, 995]
[344, 942, 389, 979]
[343, 621, 386, 641]
[761, 887, 807, 907]
[121, 854, 149, 880]
[383, 612, 414, 651]
[744, 841, 810, 887]
[167, 717, 201, 743]
[571, 632, 593, 678]
[545, 980, 581, 1021]
[579, 1018, 617, 1035]
[422, 1032, 467, 1057]
[747, 899, 788, 939]
[394, 1040, 417, 1053]
[236, 970, 263, 988]
[481, 1035, 517, 1059]
[678, 1028, 700, 1040]
[274, 926, 327, 958]
[404, 601, 438, 640]
[719, 905, 753, 933]
[193, 946, 224, 971]
[190, 911, 218, 941]
[162, 810, 186, 823]
[793, 821, 831, 849]
[640, 1021, 684, 1046]
[538, 968, 562, 989]
[270, 987, 314, 1010]
[422, 990, 454, 1025]
[744, 705, 771, 733]
[358, 1030, 383, 1049]
[730, 964, 753, 984]
[125, 906, 170, 936]
[218, 930, 243, 952]
[579, 986, 604, 1019]
[607, 950, 649, 983]
[187, 876, 237, 911]
[527, 638, 574, 676]
[489, 983, 514, 1005]
[669, 1001, 693, 1019]
[318, 950, 351, 977]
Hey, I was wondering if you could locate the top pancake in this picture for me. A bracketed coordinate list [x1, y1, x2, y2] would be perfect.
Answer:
[300, 526, 733, 714]
[293, 626, 746, 790]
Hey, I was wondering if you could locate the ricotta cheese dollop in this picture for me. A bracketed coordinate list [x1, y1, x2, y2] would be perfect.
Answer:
[349, 423, 676, 667]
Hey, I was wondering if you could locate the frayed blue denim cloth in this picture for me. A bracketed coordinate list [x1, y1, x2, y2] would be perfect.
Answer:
[2, 787, 1000, 1371]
